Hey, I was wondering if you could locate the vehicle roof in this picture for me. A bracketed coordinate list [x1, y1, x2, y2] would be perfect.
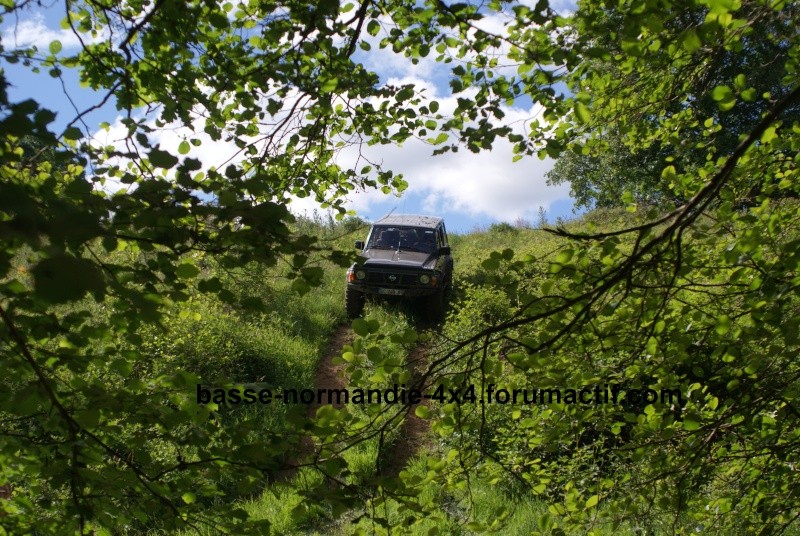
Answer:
[373, 214, 443, 229]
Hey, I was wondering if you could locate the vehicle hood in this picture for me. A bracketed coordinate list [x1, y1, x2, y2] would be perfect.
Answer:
[361, 249, 437, 269]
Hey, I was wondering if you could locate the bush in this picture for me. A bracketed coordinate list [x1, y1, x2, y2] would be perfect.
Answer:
[488, 222, 517, 234]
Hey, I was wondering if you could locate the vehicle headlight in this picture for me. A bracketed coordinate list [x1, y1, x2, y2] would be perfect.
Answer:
[356, 270, 366, 280]
[419, 274, 431, 284]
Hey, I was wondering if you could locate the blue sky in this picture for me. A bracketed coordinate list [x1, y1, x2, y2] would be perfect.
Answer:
[1, 3, 577, 234]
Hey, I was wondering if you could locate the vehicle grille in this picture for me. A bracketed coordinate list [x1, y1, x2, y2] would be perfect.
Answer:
[365, 271, 419, 287]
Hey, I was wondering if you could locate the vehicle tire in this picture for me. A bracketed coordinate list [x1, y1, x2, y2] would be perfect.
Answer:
[345, 286, 365, 319]
[424, 287, 446, 322]
[444, 272, 454, 298]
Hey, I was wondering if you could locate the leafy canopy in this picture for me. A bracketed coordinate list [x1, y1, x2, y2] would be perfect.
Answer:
[1, 0, 799, 533]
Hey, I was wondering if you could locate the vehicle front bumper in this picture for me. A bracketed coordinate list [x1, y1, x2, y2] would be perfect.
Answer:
[346, 283, 440, 297]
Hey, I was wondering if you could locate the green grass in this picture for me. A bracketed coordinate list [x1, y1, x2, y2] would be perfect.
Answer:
[148, 209, 800, 534]
[229, 216, 592, 535]
[243, 468, 329, 535]
[238, 301, 419, 534]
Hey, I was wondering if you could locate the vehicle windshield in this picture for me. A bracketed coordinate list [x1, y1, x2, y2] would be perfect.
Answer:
[367, 226, 437, 253]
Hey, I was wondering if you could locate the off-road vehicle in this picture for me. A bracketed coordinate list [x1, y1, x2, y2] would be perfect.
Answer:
[345, 214, 453, 320]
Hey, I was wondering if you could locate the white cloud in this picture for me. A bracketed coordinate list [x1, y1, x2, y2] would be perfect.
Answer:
[85, 5, 571, 223]
[89, 107, 242, 196]
[521, 0, 577, 16]
[1, 13, 83, 50]
[89, 83, 306, 193]
[333, 87, 567, 222]
[338, 125, 566, 222]
[331, 7, 573, 223]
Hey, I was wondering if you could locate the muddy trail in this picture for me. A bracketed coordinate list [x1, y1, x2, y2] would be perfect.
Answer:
[310, 324, 353, 410]
[276, 324, 353, 481]
[378, 340, 432, 476]
[281, 321, 434, 480]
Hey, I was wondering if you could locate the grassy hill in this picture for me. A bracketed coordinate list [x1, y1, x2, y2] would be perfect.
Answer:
[6, 206, 799, 535]
[171, 208, 695, 535]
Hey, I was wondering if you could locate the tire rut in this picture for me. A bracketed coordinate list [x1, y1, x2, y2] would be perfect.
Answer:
[379, 335, 433, 477]
[276, 324, 352, 481]
[279, 322, 436, 481]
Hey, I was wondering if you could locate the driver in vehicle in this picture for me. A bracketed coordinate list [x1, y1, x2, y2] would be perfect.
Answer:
[375, 229, 399, 248]
[400, 229, 418, 249]
[415, 230, 437, 253]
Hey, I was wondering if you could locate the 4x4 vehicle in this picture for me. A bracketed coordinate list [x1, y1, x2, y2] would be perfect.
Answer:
[345, 214, 453, 320]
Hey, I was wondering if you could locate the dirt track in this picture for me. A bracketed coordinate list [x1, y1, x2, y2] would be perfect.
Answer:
[379, 341, 432, 475]
[309, 324, 352, 409]
[302, 322, 433, 477]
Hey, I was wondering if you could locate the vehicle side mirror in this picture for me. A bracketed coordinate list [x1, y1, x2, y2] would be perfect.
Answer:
[439, 246, 451, 255]
[355, 240, 364, 250]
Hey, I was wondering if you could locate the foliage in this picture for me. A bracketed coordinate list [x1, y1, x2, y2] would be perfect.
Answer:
[548, 0, 800, 210]
[433, 1, 800, 530]
[546, 135, 680, 209]
[487, 222, 518, 234]
[2, 0, 800, 533]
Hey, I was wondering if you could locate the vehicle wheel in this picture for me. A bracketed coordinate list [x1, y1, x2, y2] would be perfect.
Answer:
[424, 287, 446, 322]
[345, 286, 365, 318]
[444, 273, 454, 298]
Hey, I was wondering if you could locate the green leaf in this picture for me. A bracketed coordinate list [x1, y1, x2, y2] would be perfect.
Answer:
[32, 254, 105, 303]
[646, 336, 658, 355]
[320, 77, 338, 93]
[711, 85, 734, 102]
[740, 88, 757, 101]
[711, 85, 736, 110]
[586, 494, 599, 508]
[49, 40, 62, 54]
[432, 133, 448, 145]
[352, 318, 369, 337]
[555, 249, 573, 264]
[680, 30, 701, 53]
[760, 126, 778, 145]
[367, 346, 382, 361]
[366, 318, 380, 333]
[178, 141, 190, 154]
[574, 101, 591, 123]
[683, 418, 701, 431]
[63, 126, 82, 140]
[703, 0, 741, 14]
[149, 148, 179, 169]
[175, 263, 200, 279]
[367, 19, 380, 36]
[2, 279, 27, 294]
[715, 314, 731, 335]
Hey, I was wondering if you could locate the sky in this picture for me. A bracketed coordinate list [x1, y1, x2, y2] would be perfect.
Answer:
[0, 3, 578, 234]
